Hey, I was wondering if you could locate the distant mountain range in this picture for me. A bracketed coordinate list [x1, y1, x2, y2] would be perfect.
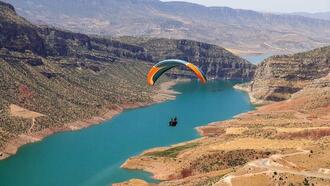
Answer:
[3, 0, 330, 54]
[290, 12, 330, 21]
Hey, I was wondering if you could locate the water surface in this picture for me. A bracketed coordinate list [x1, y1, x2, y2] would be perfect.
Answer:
[0, 80, 253, 186]
[242, 53, 273, 64]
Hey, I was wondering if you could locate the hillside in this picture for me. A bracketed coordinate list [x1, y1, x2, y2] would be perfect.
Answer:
[0, 1, 156, 158]
[4, 0, 330, 53]
[0, 1, 252, 159]
[291, 12, 330, 21]
[240, 46, 330, 103]
[118, 49, 330, 186]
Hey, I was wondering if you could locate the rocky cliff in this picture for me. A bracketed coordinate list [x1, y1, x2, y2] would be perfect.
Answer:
[244, 46, 330, 103]
[118, 37, 255, 80]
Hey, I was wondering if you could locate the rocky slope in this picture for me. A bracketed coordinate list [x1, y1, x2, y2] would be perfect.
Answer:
[240, 46, 330, 103]
[0, 1, 252, 158]
[4, 0, 330, 53]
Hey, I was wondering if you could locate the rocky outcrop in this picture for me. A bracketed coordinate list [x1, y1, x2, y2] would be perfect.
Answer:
[37, 29, 256, 80]
[247, 46, 330, 103]
[119, 37, 255, 80]
[0, 2, 45, 55]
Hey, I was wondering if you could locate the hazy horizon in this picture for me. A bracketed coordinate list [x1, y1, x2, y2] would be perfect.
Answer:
[162, 0, 330, 13]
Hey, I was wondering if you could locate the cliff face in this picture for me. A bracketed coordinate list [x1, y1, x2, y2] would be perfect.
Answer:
[248, 46, 330, 102]
[118, 37, 255, 80]
[0, 1, 45, 55]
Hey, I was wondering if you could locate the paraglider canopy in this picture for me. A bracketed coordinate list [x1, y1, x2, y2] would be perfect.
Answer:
[146, 59, 207, 86]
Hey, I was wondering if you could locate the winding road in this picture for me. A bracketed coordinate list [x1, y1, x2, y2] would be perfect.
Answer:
[217, 149, 330, 186]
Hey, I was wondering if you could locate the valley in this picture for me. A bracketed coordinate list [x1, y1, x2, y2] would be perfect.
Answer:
[0, 1, 329, 186]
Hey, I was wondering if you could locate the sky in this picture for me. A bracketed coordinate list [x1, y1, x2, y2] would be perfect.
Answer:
[162, 0, 330, 13]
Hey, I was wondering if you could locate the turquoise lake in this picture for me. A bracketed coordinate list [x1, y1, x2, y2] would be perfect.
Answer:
[0, 80, 253, 186]
[242, 53, 273, 64]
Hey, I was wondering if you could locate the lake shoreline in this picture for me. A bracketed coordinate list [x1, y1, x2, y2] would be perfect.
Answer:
[118, 82, 255, 182]
[0, 80, 180, 160]
[117, 75, 330, 186]
[233, 82, 268, 105]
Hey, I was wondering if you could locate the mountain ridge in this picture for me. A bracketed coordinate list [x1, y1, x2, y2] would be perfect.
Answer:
[4, 0, 330, 54]
[290, 12, 330, 21]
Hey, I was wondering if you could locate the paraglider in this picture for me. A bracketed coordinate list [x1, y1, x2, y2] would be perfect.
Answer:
[146, 59, 207, 86]
[147, 59, 206, 128]
[169, 117, 178, 127]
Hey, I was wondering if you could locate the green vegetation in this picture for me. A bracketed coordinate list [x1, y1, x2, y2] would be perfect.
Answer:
[303, 178, 311, 186]
[189, 149, 273, 173]
[145, 142, 200, 158]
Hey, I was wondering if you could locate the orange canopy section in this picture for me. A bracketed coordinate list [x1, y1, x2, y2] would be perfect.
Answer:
[146, 59, 207, 86]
